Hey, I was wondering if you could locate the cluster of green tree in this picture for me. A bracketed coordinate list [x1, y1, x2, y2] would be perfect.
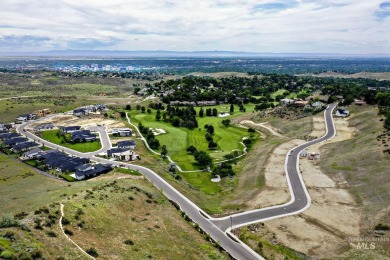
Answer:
[212, 162, 235, 178]
[204, 124, 217, 149]
[374, 223, 390, 231]
[138, 122, 160, 149]
[163, 105, 199, 129]
[223, 150, 240, 160]
[157, 74, 308, 105]
[186, 145, 235, 177]
[200, 107, 219, 117]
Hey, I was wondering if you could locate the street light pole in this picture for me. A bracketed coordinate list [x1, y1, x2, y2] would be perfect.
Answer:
[230, 216, 232, 230]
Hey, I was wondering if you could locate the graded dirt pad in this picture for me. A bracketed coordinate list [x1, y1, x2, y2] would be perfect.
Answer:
[245, 139, 304, 209]
[36, 114, 127, 130]
[259, 116, 361, 258]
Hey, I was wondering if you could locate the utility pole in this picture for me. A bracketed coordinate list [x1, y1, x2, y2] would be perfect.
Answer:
[230, 216, 232, 230]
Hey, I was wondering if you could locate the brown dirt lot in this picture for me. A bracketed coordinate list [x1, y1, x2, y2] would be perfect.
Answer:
[267, 116, 361, 258]
[29, 114, 127, 131]
[242, 115, 364, 258]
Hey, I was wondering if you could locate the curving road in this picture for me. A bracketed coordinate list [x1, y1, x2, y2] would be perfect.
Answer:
[16, 103, 337, 260]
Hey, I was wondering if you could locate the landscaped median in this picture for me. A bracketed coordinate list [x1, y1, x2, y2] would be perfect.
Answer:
[40, 130, 102, 153]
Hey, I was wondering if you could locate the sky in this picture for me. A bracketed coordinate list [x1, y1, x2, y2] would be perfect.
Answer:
[0, 0, 389, 54]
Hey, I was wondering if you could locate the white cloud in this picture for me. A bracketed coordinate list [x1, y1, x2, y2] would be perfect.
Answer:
[0, 0, 389, 53]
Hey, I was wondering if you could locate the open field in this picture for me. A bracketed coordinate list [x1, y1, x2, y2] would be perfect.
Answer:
[62, 178, 227, 259]
[0, 164, 227, 259]
[41, 129, 102, 153]
[320, 105, 390, 234]
[0, 152, 109, 214]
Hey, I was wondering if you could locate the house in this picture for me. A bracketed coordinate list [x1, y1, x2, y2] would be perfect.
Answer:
[73, 108, 88, 117]
[355, 99, 366, 106]
[3, 137, 28, 147]
[300, 150, 307, 158]
[113, 150, 140, 161]
[11, 141, 39, 153]
[35, 123, 55, 131]
[36, 109, 52, 117]
[280, 99, 294, 106]
[16, 114, 37, 122]
[0, 133, 21, 140]
[21, 148, 43, 160]
[116, 140, 136, 149]
[197, 101, 216, 106]
[72, 130, 97, 142]
[293, 99, 309, 107]
[71, 130, 97, 142]
[39, 151, 89, 173]
[107, 148, 140, 161]
[311, 101, 325, 108]
[169, 101, 196, 106]
[112, 128, 132, 137]
[74, 164, 112, 180]
[107, 147, 128, 157]
[60, 126, 81, 134]
[335, 109, 350, 117]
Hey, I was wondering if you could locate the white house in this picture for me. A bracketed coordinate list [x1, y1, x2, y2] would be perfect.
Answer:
[112, 128, 132, 137]
[311, 101, 325, 108]
[21, 148, 43, 160]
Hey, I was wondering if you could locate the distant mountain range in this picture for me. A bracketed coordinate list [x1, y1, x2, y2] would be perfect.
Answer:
[0, 50, 389, 58]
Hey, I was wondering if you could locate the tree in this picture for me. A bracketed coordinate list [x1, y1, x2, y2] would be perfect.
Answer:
[161, 145, 168, 157]
[119, 111, 126, 118]
[186, 145, 197, 154]
[230, 104, 234, 113]
[205, 133, 213, 142]
[212, 108, 218, 116]
[208, 141, 217, 149]
[147, 108, 152, 114]
[134, 87, 141, 94]
[193, 151, 212, 168]
[205, 124, 214, 134]
[162, 112, 167, 121]
[221, 119, 230, 127]
[141, 106, 146, 113]
[156, 110, 161, 121]
[136, 104, 141, 110]
[206, 108, 212, 116]
[125, 104, 132, 110]
[212, 162, 234, 178]
[199, 107, 204, 117]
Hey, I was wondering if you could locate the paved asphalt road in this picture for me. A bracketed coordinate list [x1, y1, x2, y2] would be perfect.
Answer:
[16, 104, 337, 260]
[210, 103, 337, 231]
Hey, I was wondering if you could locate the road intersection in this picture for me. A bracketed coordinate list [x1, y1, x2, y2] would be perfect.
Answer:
[16, 103, 337, 260]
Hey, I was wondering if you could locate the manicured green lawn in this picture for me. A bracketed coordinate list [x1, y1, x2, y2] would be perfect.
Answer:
[41, 130, 102, 153]
[128, 104, 255, 171]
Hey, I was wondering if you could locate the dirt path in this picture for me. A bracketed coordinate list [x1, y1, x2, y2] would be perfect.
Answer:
[239, 120, 287, 138]
[260, 116, 361, 258]
[59, 203, 95, 260]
